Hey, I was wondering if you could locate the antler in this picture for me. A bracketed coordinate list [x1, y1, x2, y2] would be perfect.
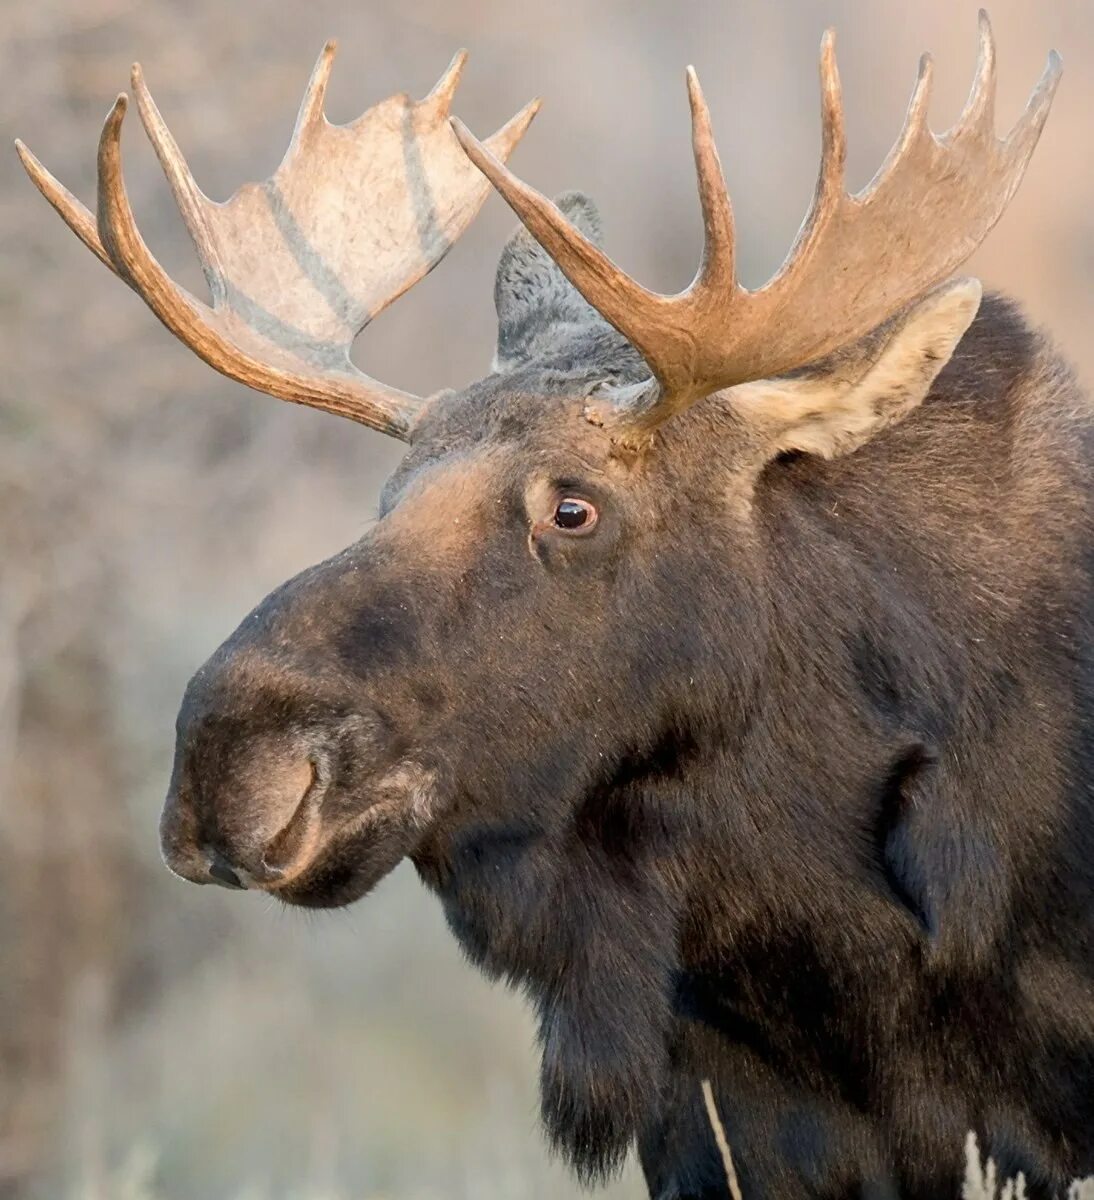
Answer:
[452, 11, 1061, 441]
[16, 44, 538, 439]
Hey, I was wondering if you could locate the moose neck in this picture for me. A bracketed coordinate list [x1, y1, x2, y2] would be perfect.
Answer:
[411, 713, 733, 1177]
[407, 403, 995, 1181]
[409, 612, 918, 1179]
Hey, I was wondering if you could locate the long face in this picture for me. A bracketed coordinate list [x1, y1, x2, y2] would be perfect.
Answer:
[158, 190, 982, 912]
[159, 196, 745, 910]
[159, 363, 753, 908]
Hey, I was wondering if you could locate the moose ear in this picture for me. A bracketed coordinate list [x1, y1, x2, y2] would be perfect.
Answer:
[731, 278, 983, 460]
[494, 191, 609, 371]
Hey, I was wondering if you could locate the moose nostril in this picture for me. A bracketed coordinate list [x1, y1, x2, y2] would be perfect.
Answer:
[207, 849, 245, 890]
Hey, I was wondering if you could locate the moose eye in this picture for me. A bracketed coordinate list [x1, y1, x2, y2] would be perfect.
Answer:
[552, 497, 598, 533]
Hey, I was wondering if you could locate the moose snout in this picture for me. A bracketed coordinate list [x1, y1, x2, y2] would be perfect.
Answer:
[160, 729, 327, 892]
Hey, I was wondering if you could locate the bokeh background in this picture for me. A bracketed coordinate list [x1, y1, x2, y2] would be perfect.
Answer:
[2, 1, 1092, 1197]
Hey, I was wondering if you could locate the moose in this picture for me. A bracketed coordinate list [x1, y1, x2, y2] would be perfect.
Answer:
[17, 12, 1092, 1198]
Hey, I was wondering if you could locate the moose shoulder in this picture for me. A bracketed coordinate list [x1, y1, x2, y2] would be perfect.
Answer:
[18, 14, 1091, 1200]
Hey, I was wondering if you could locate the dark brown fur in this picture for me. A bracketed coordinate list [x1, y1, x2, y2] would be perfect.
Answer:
[161, 200, 1094, 1198]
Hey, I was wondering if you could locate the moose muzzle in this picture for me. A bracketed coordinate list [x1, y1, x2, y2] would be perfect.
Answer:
[161, 726, 327, 891]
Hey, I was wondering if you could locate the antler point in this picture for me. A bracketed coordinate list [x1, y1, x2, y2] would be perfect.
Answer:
[819, 29, 840, 92]
[686, 66, 707, 107]
[686, 65, 706, 105]
[905, 52, 934, 134]
[523, 97, 544, 123]
[977, 10, 996, 56]
[449, 115, 475, 148]
[13, 138, 36, 173]
[426, 48, 469, 111]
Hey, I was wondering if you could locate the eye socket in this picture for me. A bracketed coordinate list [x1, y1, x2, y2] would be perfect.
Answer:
[552, 496, 598, 533]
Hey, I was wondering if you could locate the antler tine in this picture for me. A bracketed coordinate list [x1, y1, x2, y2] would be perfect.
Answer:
[424, 49, 469, 117]
[130, 64, 225, 299]
[1004, 47, 1063, 160]
[295, 40, 337, 136]
[816, 32, 847, 210]
[14, 131, 118, 275]
[897, 53, 934, 159]
[482, 97, 543, 159]
[685, 67, 736, 294]
[771, 30, 847, 288]
[953, 11, 997, 139]
[96, 94, 215, 324]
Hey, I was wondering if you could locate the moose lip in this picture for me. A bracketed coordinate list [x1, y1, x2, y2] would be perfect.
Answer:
[258, 768, 325, 886]
[264, 796, 423, 908]
[268, 857, 383, 909]
[255, 766, 440, 906]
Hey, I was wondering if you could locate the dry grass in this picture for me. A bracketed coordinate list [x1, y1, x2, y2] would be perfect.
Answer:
[701, 1081, 744, 1200]
[700, 1088, 1094, 1200]
[961, 1135, 1094, 1200]
[70, 1120, 1094, 1199]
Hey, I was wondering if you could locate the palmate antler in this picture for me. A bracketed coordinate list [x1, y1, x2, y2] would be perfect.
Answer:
[16, 44, 538, 438]
[453, 11, 1061, 442]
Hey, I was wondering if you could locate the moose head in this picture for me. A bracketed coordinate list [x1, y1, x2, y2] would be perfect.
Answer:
[21, 16, 1083, 1194]
[17, 15, 1058, 908]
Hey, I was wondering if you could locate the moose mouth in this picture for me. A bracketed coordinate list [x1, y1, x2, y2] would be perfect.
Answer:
[161, 746, 440, 909]
[266, 784, 434, 909]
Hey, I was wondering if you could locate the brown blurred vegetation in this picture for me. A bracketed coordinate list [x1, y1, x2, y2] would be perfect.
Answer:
[1, 1, 1092, 1196]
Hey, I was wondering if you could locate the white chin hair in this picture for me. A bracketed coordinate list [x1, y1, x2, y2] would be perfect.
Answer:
[369, 762, 440, 832]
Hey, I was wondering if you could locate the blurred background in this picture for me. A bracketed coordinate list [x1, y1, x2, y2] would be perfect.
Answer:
[1, 1, 1092, 1197]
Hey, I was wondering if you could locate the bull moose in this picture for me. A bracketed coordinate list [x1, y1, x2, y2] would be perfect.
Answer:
[17, 12, 1093, 1199]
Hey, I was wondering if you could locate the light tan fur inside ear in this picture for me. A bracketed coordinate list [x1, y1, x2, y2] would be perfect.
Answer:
[730, 278, 984, 460]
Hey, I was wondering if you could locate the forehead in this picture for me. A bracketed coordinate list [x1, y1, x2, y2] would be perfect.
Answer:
[388, 371, 617, 495]
[425, 370, 601, 447]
